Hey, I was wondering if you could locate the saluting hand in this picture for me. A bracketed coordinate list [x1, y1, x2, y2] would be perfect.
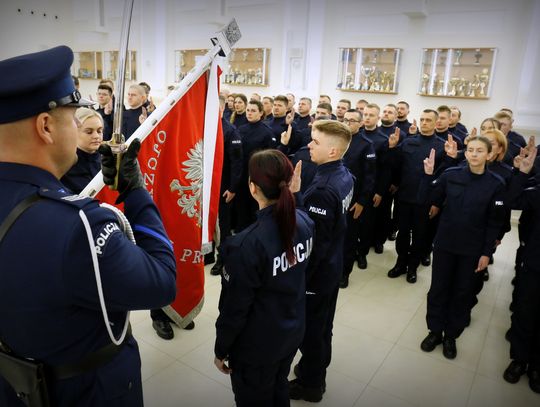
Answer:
[409, 119, 418, 134]
[349, 202, 364, 219]
[139, 106, 148, 124]
[423, 148, 436, 175]
[444, 135, 458, 158]
[475, 255, 490, 273]
[388, 127, 400, 148]
[290, 161, 302, 193]
[104, 99, 113, 115]
[214, 357, 231, 375]
[280, 125, 292, 146]
[517, 138, 538, 174]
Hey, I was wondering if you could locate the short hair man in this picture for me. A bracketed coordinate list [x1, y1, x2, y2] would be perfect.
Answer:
[336, 99, 351, 122]
[0, 46, 176, 406]
[396, 100, 412, 134]
[494, 110, 527, 165]
[290, 120, 354, 402]
[295, 97, 313, 131]
[448, 106, 468, 141]
[262, 96, 274, 120]
[95, 84, 114, 140]
[436, 105, 463, 149]
[123, 84, 147, 139]
[356, 99, 368, 113]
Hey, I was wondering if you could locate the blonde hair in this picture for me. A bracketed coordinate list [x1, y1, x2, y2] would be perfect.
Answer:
[484, 129, 508, 161]
[312, 120, 352, 154]
[76, 107, 103, 126]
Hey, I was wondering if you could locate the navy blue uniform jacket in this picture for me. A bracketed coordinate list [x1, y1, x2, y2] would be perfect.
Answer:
[363, 127, 391, 196]
[61, 148, 101, 194]
[122, 106, 143, 140]
[303, 160, 354, 292]
[215, 206, 315, 365]
[221, 118, 243, 194]
[94, 106, 113, 141]
[0, 163, 176, 407]
[423, 166, 506, 257]
[343, 131, 376, 206]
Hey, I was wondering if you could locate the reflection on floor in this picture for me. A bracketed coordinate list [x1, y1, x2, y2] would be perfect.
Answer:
[131, 224, 540, 406]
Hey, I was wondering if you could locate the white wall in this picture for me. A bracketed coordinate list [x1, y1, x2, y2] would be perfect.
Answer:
[2, 0, 539, 132]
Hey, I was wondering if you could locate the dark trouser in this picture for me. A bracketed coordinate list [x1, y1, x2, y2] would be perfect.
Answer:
[215, 194, 234, 265]
[426, 248, 478, 339]
[423, 212, 440, 258]
[509, 265, 540, 369]
[357, 204, 374, 257]
[150, 308, 170, 322]
[297, 285, 339, 388]
[230, 352, 295, 407]
[395, 202, 430, 270]
[234, 186, 257, 233]
[390, 195, 399, 235]
[343, 210, 363, 278]
[373, 193, 392, 247]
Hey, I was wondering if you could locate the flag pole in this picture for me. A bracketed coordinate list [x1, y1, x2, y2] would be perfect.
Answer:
[80, 18, 241, 198]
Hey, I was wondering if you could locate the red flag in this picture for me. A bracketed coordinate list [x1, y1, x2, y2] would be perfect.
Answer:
[94, 65, 223, 326]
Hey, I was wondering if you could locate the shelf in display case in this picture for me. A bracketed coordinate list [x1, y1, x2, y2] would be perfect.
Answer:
[103, 51, 137, 81]
[418, 48, 497, 99]
[71, 51, 103, 79]
[223, 48, 270, 87]
[174, 49, 208, 82]
[336, 48, 401, 94]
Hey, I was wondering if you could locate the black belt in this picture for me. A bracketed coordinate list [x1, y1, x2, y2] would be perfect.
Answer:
[50, 325, 132, 380]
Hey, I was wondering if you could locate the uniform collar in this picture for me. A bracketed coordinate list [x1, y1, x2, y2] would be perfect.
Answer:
[317, 159, 343, 173]
[256, 204, 275, 218]
[0, 162, 65, 190]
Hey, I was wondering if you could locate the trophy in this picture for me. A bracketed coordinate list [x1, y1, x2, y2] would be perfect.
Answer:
[479, 68, 489, 96]
[361, 66, 373, 90]
[448, 77, 459, 96]
[458, 78, 467, 97]
[242, 49, 249, 61]
[372, 50, 379, 63]
[437, 79, 445, 95]
[454, 49, 463, 66]
[179, 50, 185, 67]
[256, 68, 263, 84]
[421, 73, 430, 94]
[474, 49, 483, 65]
[428, 73, 437, 95]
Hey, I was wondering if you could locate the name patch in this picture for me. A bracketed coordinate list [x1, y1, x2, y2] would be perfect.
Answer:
[95, 222, 121, 255]
[309, 206, 327, 216]
[272, 237, 313, 276]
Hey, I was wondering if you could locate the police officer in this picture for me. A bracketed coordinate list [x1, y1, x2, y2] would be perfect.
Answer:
[214, 149, 314, 406]
[289, 120, 354, 402]
[0, 46, 176, 406]
[210, 95, 243, 276]
[340, 109, 376, 288]
[503, 140, 539, 393]
[420, 137, 506, 360]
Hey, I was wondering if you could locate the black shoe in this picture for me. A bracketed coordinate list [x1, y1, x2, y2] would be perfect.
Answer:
[511, 277, 516, 285]
[442, 336, 457, 359]
[357, 254, 368, 269]
[420, 331, 442, 352]
[183, 320, 195, 330]
[210, 262, 222, 276]
[388, 264, 407, 278]
[503, 360, 527, 384]
[374, 244, 384, 254]
[388, 230, 397, 241]
[509, 302, 515, 312]
[528, 370, 540, 393]
[489, 255, 494, 265]
[293, 364, 326, 394]
[505, 328, 511, 342]
[289, 379, 323, 402]
[406, 269, 417, 284]
[152, 320, 174, 340]
[339, 275, 349, 289]
[204, 252, 215, 265]
[483, 269, 489, 281]
[421, 255, 431, 267]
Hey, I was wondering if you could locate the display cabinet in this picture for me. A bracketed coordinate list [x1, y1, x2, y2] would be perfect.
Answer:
[103, 51, 137, 81]
[223, 48, 270, 86]
[174, 49, 209, 82]
[418, 48, 497, 99]
[71, 51, 103, 79]
[336, 48, 401, 93]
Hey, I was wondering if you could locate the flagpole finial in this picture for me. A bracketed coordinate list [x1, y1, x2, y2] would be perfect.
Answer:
[212, 18, 242, 57]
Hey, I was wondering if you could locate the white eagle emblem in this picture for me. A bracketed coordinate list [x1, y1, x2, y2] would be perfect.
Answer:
[170, 140, 203, 227]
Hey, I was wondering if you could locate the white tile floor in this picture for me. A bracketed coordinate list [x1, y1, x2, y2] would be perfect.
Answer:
[132, 222, 540, 406]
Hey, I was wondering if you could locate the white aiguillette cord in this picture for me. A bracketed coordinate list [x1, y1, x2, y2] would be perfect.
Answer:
[78, 204, 135, 346]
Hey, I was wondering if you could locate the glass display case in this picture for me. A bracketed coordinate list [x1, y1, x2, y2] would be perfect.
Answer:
[103, 50, 137, 81]
[71, 51, 103, 79]
[174, 49, 208, 82]
[336, 48, 401, 93]
[223, 48, 270, 86]
[418, 48, 497, 99]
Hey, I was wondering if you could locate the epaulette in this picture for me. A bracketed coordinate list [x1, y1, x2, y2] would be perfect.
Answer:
[38, 187, 97, 209]
[434, 136, 447, 144]
[487, 170, 506, 186]
[498, 161, 513, 171]
[443, 166, 462, 173]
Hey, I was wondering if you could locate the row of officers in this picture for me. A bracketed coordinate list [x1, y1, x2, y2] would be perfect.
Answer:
[0, 46, 539, 406]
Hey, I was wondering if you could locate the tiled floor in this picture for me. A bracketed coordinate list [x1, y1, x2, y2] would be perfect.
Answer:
[132, 223, 540, 406]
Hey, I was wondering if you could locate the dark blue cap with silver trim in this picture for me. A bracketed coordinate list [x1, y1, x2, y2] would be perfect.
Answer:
[0, 45, 93, 124]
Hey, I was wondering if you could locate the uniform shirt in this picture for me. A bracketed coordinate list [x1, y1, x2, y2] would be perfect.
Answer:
[303, 160, 354, 291]
[392, 133, 451, 204]
[221, 118, 243, 194]
[294, 114, 312, 132]
[238, 120, 276, 176]
[396, 119, 412, 134]
[448, 125, 468, 143]
[230, 112, 248, 128]
[488, 160, 514, 238]
[342, 131, 376, 206]
[0, 163, 176, 405]
[94, 105, 113, 141]
[60, 148, 101, 194]
[122, 106, 143, 140]
[503, 130, 527, 165]
[363, 127, 391, 196]
[426, 166, 506, 257]
[507, 172, 540, 271]
[380, 123, 406, 143]
[215, 205, 315, 365]
[436, 129, 464, 149]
